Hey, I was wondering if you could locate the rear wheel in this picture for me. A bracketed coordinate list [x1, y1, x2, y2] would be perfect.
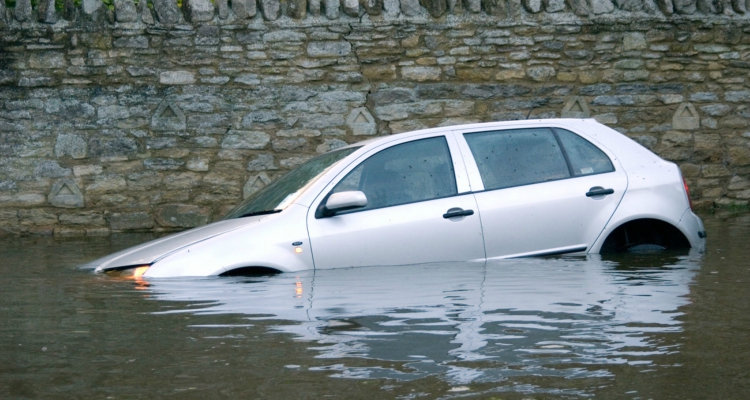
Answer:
[600, 219, 690, 254]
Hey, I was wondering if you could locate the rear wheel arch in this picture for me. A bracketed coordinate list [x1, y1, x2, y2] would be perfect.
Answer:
[599, 218, 690, 253]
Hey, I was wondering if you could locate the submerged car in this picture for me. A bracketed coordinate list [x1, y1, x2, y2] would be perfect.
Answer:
[83, 119, 706, 278]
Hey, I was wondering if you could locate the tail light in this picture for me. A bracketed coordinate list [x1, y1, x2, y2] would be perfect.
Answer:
[683, 177, 693, 210]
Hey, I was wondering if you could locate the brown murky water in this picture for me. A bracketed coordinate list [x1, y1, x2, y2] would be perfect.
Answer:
[1, 213, 749, 399]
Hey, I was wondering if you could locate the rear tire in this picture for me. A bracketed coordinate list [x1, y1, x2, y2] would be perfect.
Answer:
[600, 219, 690, 254]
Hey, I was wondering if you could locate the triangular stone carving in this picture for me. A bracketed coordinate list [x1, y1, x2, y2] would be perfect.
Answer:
[243, 172, 272, 199]
[561, 96, 591, 118]
[49, 179, 85, 208]
[346, 107, 377, 136]
[151, 101, 186, 131]
[672, 103, 699, 130]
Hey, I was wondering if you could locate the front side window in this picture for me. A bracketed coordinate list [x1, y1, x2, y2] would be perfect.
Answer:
[464, 127, 615, 191]
[329, 136, 457, 211]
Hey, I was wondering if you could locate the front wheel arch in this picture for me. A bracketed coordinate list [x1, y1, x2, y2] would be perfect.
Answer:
[599, 218, 691, 254]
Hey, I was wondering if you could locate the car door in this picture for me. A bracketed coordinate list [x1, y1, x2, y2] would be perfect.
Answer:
[455, 126, 628, 258]
[306, 134, 486, 269]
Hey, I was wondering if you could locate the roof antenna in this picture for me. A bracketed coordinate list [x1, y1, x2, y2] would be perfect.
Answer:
[526, 72, 552, 120]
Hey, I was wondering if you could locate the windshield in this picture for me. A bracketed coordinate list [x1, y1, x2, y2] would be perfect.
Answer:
[223, 147, 360, 219]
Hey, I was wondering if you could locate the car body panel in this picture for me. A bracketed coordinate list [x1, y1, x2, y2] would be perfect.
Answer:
[452, 121, 628, 258]
[307, 194, 486, 269]
[471, 172, 627, 258]
[82, 119, 706, 277]
[143, 204, 314, 277]
[82, 217, 265, 271]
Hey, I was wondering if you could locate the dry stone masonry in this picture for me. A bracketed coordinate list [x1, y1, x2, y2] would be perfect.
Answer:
[1, 0, 750, 235]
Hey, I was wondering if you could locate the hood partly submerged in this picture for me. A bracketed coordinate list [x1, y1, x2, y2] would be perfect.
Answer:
[80, 216, 268, 272]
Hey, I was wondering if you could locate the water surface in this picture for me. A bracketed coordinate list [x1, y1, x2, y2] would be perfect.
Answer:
[1, 215, 749, 399]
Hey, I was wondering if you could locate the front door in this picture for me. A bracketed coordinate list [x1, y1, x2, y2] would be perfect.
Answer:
[307, 135, 486, 269]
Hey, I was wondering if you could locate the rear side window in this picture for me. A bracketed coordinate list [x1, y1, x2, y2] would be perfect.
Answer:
[331, 136, 457, 211]
[464, 128, 570, 190]
[555, 129, 615, 176]
[464, 127, 615, 191]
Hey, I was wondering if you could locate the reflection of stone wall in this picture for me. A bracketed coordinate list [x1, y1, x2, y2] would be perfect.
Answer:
[1, 2, 750, 235]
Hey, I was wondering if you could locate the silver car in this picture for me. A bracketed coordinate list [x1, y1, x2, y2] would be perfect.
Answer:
[84, 119, 706, 278]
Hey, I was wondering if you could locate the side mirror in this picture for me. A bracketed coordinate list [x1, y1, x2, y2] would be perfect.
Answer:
[321, 191, 368, 217]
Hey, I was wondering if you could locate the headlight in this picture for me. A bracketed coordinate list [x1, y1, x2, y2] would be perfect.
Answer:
[106, 265, 150, 281]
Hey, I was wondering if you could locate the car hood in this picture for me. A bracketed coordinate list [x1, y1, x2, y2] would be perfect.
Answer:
[80, 216, 269, 271]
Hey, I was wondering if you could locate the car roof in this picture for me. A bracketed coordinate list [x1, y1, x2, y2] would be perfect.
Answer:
[340, 118, 603, 150]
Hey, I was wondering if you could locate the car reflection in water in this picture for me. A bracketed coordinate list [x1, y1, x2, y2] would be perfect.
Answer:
[141, 253, 700, 387]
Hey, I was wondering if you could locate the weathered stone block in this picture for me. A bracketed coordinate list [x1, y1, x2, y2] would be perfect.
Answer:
[401, 0, 422, 15]
[114, 0, 138, 22]
[89, 138, 138, 157]
[672, 103, 700, 130]
[347, 108, 377, 135]
[258, 0, 281, 19]
[183, 0, 215, 21]
[247, 154, 277, 171]
[138, 0, 155, 23]
[222, 131, 270, 149]
[522, 0, 542, 12]
[591, 0, 615, 13]
[662, 131, 693, 146]
[0, 194, 46, 208]
[527, 66, 555, 82]
[725, 91, 750, 103]
[109, 212, 154, 230]
[543, 0, 565, 12]
[55, 134, 87, 159]
[37, 0, 59, 23]
[243, 173, 272, 198]
[316, 139, 348, 153]
[233, 0, 257, 18]
[402, 66, 441, 81]
[156, 204, 210, 228]
[324, 0, 341, 18]
[143, 158, 185, 171]
[87, 175, 127, 194]
[153, 0, 182, 23]
[340, 0, 359, 15]
[702, 164, 731, 178]
[362, 0, 384, 14]
[49, 180, 85, 208]
[160, 71, 196, 85]
[152, 102, 187, 131]
[19, 210, 58, 226]
[15, 0, 32, 22]
[34, 161, 72, 178]
[273, 138, 308, 152]
[307, 41, 352, 57]
[561, 97, 591, 118]
[421, 0, 447, 16]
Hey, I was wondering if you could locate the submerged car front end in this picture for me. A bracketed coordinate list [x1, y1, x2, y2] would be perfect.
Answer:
[82, 209, 314, 277]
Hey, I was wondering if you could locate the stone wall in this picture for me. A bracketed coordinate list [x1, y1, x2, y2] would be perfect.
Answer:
[1, 0, 750, 235]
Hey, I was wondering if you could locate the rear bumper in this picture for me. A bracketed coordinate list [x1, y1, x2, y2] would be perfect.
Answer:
[678, 209, 706, 253]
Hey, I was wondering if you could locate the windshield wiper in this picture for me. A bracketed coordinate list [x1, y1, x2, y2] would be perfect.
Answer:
[237, 209, 282, 218]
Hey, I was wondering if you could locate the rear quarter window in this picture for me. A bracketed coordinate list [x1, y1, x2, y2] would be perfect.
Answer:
[555, 129, 615, 177]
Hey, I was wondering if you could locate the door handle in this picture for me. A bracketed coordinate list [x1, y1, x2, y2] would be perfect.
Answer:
[443, 208, 474, 219]
[586, 187, 615, 197]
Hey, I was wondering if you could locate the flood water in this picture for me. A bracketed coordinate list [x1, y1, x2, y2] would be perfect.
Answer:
[1, 213, 749, 399]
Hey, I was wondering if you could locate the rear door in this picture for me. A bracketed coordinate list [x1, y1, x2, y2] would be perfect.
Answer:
[306, 134, 486, 269]
[455, 126, 627, 258]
